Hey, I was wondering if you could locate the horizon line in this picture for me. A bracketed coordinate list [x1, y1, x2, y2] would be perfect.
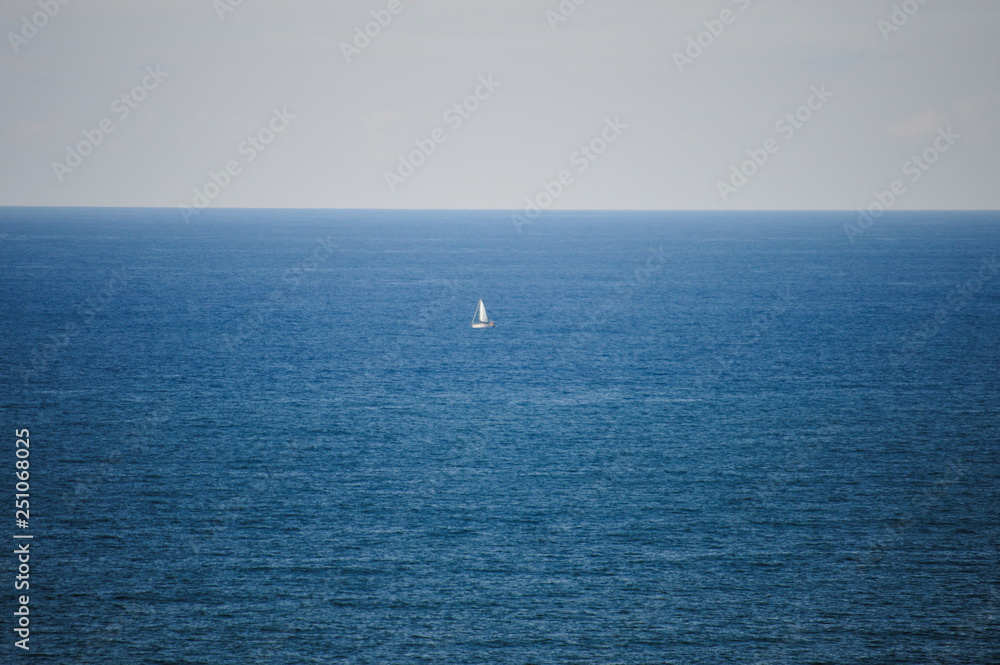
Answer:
[2, 206, 999, 214]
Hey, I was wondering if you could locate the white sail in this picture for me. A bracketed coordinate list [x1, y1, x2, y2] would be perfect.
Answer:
[471, 298, 494, 327]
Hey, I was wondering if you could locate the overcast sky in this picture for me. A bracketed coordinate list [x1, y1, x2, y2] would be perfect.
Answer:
[1, 0, 997, 210]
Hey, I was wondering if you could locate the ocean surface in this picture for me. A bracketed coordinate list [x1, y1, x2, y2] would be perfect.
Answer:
[1, 208, 998, 664]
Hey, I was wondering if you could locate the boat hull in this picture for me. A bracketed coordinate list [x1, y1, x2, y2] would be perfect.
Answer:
[471, 322, 495, 328]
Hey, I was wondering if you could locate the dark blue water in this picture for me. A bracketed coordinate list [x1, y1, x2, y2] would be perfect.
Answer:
[1, 208, 998, 664]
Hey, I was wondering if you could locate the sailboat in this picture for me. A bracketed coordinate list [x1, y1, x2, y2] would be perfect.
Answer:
[471, 298, 495, 328]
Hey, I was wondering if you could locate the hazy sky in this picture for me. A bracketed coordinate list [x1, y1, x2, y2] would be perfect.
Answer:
[1, 0, 998, 210]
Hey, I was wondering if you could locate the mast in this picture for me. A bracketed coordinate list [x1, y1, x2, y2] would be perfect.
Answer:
[472, 299, 492, 327]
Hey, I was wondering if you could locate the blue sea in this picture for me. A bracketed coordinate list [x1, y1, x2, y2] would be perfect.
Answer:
[1, 208, 998, 664]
